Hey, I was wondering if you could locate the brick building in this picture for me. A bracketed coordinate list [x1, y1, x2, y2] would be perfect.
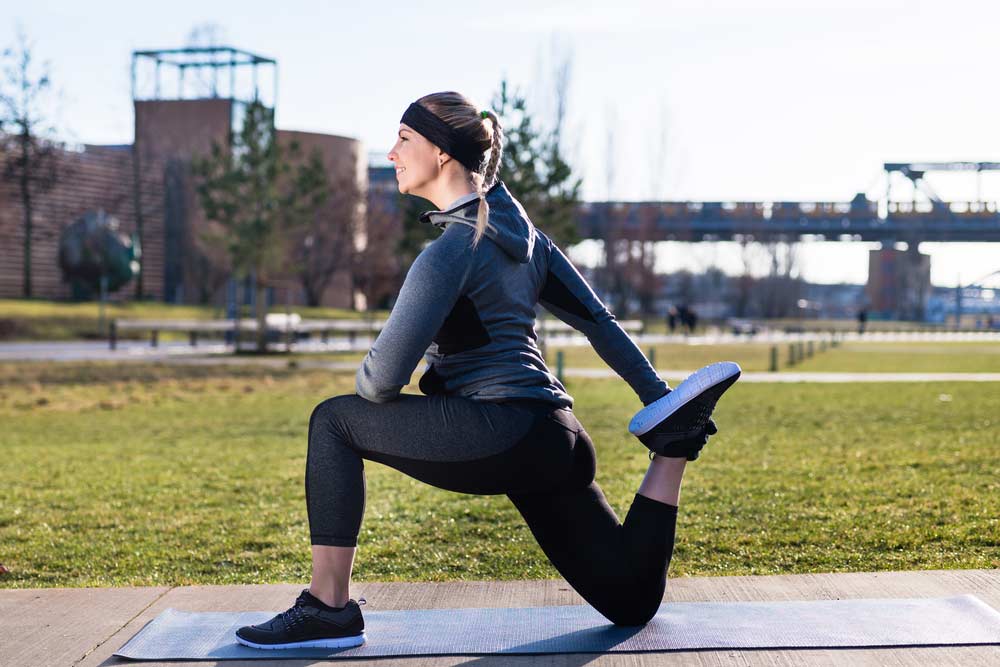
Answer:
[0, 47, 366, 308]
[0, 142, 166, 300]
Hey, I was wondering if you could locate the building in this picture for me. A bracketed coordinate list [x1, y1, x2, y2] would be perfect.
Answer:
[0, 47, 366, 308]
[866, 246, 931, 320]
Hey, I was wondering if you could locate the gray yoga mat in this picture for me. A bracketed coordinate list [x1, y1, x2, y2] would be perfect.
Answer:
[115, 594, 1000, 660]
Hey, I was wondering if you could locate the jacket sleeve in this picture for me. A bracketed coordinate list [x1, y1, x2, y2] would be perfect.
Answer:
[355, 225, 473, 403]
[538, 235, 669, 406]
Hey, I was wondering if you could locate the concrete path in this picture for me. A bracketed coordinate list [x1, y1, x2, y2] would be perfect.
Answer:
[3, 329, 1000, 363]
[1, 569, 997, 666]
[567, 368, 1000, 382]
[0, 340, 371, 363]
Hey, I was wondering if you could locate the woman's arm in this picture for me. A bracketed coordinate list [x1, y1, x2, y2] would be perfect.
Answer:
[538, 234, 669, 406]
[355, 225, 473, 403]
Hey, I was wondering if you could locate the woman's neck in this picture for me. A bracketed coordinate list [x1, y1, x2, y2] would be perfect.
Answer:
[424, 170, 476, 210]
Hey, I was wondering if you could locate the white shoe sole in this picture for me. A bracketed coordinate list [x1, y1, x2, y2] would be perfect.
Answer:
[235, 630, 366, 650]
[628, 361, 742, 437]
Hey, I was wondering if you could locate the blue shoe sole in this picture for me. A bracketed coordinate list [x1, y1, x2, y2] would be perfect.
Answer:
[234, 630, 366, 650]
[629, 361, 742, 436]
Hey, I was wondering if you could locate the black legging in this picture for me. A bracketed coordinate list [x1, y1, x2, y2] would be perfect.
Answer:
[305, 393, 678, 626]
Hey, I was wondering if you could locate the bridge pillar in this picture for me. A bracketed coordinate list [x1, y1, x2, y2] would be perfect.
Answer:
[866, 240, 931, 321]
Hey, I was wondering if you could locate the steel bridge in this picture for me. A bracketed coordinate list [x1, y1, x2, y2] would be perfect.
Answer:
[576, 162, 1000, 243]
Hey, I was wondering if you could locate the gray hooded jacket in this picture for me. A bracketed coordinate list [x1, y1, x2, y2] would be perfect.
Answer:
[355, 180, 669, 409]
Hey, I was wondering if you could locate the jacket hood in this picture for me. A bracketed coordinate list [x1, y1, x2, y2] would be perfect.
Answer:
[419, 180, 536, 263]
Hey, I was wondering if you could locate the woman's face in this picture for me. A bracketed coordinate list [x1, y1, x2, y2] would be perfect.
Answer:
[387, 124, 439, 196]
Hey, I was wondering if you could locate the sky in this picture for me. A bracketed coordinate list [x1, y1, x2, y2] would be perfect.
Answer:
[4, 0, 1000, 287]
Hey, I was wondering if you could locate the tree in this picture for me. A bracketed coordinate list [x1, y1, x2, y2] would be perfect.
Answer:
[392, 192, 436, 288]
[491, 78, 582, 247]
[192, 100, 327, 352]
[356, 191, 406, 311]
[0, 29, 60, 298]
[293, 150, 359, 306]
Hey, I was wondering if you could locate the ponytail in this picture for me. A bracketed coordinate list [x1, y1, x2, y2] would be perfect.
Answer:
[471, 110, 503, 248]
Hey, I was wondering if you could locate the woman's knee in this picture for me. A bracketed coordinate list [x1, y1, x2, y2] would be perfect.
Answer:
[308, 394, 360, 442]
[596, 575, 665, 626]
[603, 589, 663, 626]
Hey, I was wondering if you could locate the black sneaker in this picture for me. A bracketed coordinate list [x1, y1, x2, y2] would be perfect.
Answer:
[234, 589, 366, 650]
[629, 361, 741, 460]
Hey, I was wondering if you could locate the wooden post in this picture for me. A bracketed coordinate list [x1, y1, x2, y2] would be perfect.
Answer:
[109, 319, 117, 350]
[807, 340, 814, 358]
[285, 286, 293, 353]
[788, 343, 797, 366]
[151, 330, 159, 348]
[190, 330, 198, 347]
[556, 350, 564, 384]
[770, 345, 778, 372]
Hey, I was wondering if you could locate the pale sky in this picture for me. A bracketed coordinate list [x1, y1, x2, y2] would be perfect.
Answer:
[5, 0, 1000, 287]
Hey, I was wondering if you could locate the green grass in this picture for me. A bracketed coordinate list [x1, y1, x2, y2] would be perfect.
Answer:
[637, 318, 950, 335]
[549, 340, 1000, 374]
[0, 298, 390, 342]
[1, 362, 997, 589]
[549, 343, 775, 372]
[793, 342, 1000, 373]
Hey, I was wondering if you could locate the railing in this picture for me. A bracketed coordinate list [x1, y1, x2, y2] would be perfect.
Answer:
[108, 318, 645, 350]
[109, 317, 386, 350]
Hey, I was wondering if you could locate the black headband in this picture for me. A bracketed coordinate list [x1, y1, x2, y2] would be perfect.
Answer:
[400, 102, 485, 173]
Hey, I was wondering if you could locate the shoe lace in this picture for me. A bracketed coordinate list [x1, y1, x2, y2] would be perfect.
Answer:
[279, 603, 309, 636]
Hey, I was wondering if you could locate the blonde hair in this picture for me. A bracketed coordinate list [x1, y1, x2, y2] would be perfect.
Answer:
[417, 91, 504, 248]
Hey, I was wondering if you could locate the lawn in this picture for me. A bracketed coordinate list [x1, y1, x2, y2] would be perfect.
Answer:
[548, 342, 775, 373]
[792, 341, 1000, 373]
[1, 361, 997, 589]
[547, 340, 1000, 374]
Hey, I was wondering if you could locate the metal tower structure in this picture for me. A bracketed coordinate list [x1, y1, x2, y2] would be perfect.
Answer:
[131, 46, 277, 106]
[129, 46, 277, 302]
[884, 161, 1000, 207]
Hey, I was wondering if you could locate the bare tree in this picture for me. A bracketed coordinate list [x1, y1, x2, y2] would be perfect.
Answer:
[355, 192, 404, 312]
[294, 159, 361, 306]
[0, 28, 60, 298]
[603, 103, 617, 201]
[598, 107, 622, 310]
[647, 96, 671, 200]
[732, 234, 758, 317]
[755, 237, 803, 318]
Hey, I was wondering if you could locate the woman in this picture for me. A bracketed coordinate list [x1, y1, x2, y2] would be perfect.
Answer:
[235, 91, 738, 650]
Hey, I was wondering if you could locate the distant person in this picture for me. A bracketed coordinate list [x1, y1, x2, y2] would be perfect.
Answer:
[234, 91, 738, 650]
[677, 304, 697, 335]
[687, 307, 699, 334]
[857, 307, 868, 335]
[666, 306, 678, 333]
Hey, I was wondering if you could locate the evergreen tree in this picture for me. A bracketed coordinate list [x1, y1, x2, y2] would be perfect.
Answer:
[491, 79, 582, 247]
[192, 100, 327, 352]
